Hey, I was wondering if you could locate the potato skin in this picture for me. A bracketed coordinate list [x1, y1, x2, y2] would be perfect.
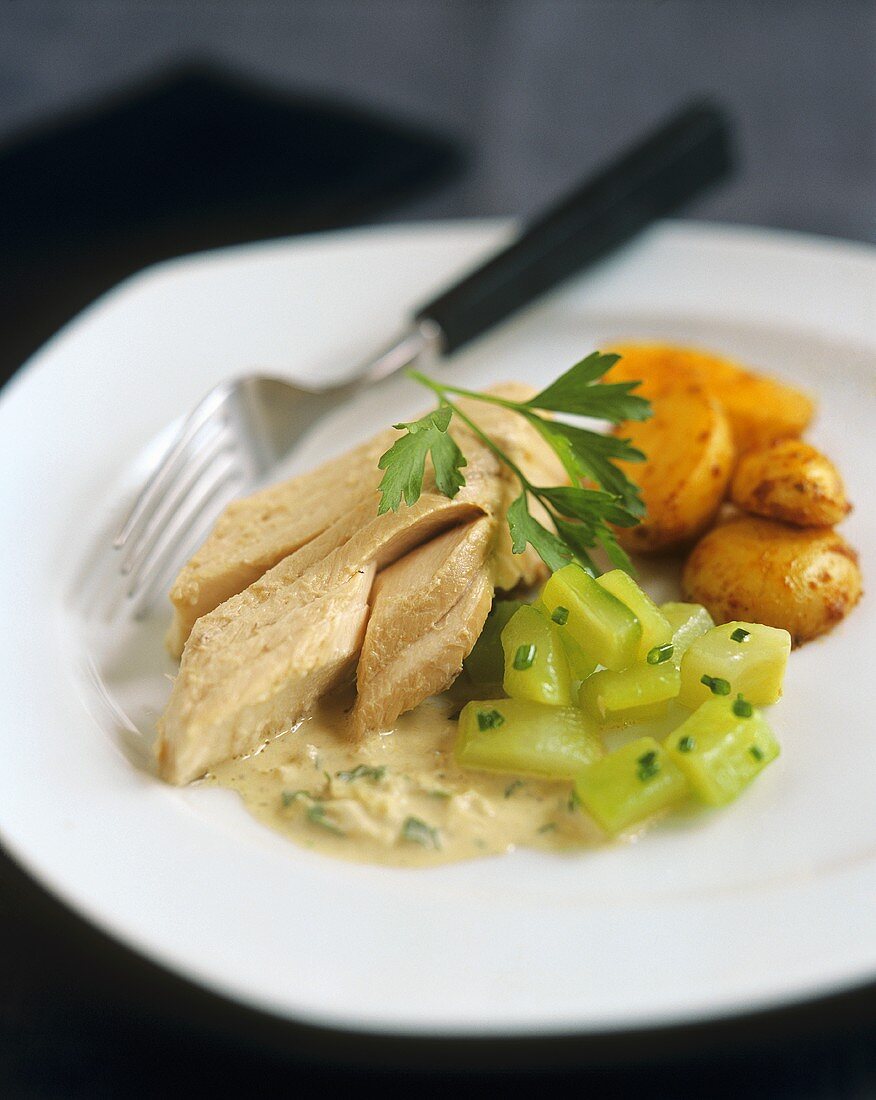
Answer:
[682, 516, 862, 646]
[730, 439, 851, 527]
[607, 343, 815, 454]
[614, 383, 734, 553]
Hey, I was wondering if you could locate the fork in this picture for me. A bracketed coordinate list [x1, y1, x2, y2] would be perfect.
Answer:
[114, 101, 732, 613]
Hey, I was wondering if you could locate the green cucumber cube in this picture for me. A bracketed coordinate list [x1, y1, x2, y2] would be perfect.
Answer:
[679, 621, 791, 708]
[559, 632, 598, 682]
[597, 569, 671, 661]
[456, 698, 604, 778]
[579, 662, 680, 727]
[543, 564, 642, 671]
[574, 736, 689, 834]
[533, 595, 598, 680]
[666, 695, 780, 805]
[501, 605, 573, 706]
[463, 599, 524, 686]
[660, 602, 715, 665]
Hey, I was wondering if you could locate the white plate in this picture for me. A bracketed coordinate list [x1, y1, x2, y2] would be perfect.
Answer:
[0, 220, 874, 1038]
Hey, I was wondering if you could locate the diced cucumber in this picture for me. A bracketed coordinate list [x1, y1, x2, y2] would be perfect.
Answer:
[501, 605, 573, 706]
[597, 569, 671, 661]
[560, 633, 599, 682]
[666, 695, 780, 805]
[574, 736, 689, 834]
[542, 564, 641, 671]
[660, 602, 715, 665]
[463, 599, 524, 686]
[579, 662, 680, 727]
[533, 595, 598, 680]
[679, 621, 791, 708]
[456, 698, 604, 778]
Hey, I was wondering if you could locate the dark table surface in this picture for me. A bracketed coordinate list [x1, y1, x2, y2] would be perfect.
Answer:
[1, 2, 874, 1095]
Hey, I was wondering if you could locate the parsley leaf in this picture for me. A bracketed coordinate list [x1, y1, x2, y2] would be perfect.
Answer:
[376, 353, 651, 574]
[376, 405, 466, 513]
[529, 418, 645, 514]
[538, 485, 638, 528]
[526, 351, 651, 422]
[507, 493, 574, 573]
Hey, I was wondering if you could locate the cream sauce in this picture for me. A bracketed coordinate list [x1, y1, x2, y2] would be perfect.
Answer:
[206, 688, 602, 866]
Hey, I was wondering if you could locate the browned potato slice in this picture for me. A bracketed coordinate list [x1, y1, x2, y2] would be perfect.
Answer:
[607, 343, 816, 454]
[731, 439, 851, 527]
[682, 516, 862, 646]
[613, 384, 734, 553]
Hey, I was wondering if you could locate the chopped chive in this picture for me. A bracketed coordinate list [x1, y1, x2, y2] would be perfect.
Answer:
[306, 804, 345, 836]
[636, 750, 660, 781]
[701, 674, 731, 696]
[513, 643, 537, 670]
[731, 627, 751, 643]
[537, 822, 558, 834]
[551, 605, 570, 625]
[401, 816, 440, 849]
[477, 708, 505, 731]
[504, 779, 524, 798]
[281, 789, 310, 807]
[733, 694, 754, 718]
[567, 787, 582, 812]
[336, 764, 386, 782]
[749, 745, 765, 761]
[429, 788, 452, 800]
[647, 642, 674, 665]
[677, 735, 696, 753]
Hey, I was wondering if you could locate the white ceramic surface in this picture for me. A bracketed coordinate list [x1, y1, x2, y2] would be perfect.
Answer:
[0, 220, 874, 1037]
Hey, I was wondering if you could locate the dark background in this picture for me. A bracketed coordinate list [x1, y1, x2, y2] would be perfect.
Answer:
[2, 0, 874, 241]
[1, 2, 875, 1096]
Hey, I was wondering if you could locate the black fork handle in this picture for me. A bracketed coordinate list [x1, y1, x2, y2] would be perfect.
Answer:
[416, 100, 733, 356]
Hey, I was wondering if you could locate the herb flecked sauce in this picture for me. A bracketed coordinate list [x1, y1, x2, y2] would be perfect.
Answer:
[206, 688, 602, 866]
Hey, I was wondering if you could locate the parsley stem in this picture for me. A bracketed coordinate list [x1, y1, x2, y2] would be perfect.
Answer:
[416, 383, 604, 576]
[413, 383, 534, 491]
[406, 370, 523, 414]
[413, 383, 574, 539]
[399, 361, 648, 574]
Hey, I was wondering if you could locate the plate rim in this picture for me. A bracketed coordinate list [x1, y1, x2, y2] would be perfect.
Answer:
[0, 218, 874, 1038]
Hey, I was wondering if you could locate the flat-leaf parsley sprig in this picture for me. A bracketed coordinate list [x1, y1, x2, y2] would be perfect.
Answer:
[376, 352, 650, 575]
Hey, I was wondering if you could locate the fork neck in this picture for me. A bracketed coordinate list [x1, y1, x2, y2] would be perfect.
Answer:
[351, 318, 445, 390]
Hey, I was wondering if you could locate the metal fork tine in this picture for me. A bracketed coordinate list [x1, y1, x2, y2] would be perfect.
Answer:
[130, 474, 244, 621]
[120, 421, 236, 577]
[127, 452, 243, 606]
[114, 386, 232, 551]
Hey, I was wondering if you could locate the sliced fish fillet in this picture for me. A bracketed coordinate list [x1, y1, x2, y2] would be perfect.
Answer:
[158, 564, 375, 784]
[354, 570, 494, 741]
[158, 381, 571, 779]
[165, 383, 563, 654]
[157, 437, 506, 782]
[352, 517, 497, 737]
[166, 428, 396, 657]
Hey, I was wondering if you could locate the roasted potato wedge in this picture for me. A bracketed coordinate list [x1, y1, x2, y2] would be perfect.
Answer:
[613, 383, 734, 553]
[607, 343, 816, 454]
[682, 516, 862, 646]
[730, 439, 851, 527]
